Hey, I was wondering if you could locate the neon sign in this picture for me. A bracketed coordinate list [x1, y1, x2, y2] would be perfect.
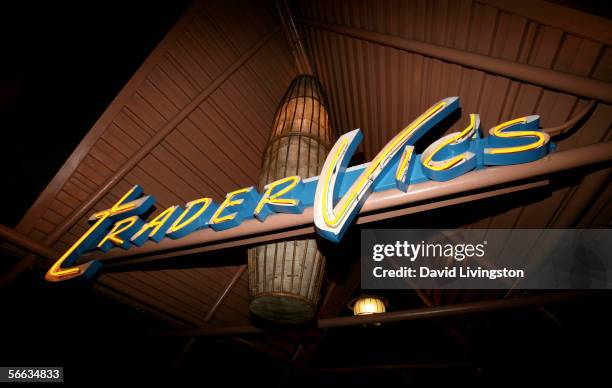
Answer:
[45, 97, 552, 282]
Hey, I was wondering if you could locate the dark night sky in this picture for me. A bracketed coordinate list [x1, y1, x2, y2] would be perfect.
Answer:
[0, 1, 192, 227]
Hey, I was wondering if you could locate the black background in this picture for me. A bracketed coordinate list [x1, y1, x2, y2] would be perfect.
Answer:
[0, 0, 190, 227]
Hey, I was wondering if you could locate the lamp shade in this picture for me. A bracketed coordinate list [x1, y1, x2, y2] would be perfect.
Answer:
[349, 295, 388, 316]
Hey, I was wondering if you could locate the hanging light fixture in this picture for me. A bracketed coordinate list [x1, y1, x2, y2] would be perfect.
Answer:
[348, 295, 389, 317]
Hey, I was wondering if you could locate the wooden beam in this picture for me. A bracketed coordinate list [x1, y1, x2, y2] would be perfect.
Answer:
[0, 225, 57, 260]
[91, 140, 612, 267]
[300, 18, 612, 103]
[291, 258, 362, 365]
[276, 0, 313, 75]
[173, 264, 247, 367]
[480, 0, 612, 46]
[89, 181, 546, 270]
[410, 288, 472, 353]
[157, 292, 590, 337]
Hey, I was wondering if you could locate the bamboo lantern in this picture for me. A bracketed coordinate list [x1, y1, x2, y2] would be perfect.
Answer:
[348, 295, 388, 316]
[248, 75, 336, 324]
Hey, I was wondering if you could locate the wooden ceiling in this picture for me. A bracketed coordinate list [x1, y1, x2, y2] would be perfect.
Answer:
[14, 0, 298, 327]
[10, 0, 612, 348]
[298, 0, 612, 235]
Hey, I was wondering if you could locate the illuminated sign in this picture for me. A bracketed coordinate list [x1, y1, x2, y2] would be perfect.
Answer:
[45, 97, 552, 282]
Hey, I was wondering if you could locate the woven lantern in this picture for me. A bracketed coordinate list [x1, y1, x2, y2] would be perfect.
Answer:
[247, 75, 336, 324]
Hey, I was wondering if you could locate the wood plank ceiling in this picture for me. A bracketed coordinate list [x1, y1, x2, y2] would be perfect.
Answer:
[12, 0, 612, 331]
[297, 0, 612, 232]
[14, 0, 299, 327]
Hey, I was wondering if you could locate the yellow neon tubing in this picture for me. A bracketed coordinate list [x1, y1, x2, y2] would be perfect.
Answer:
[91, 186, 138, 219]
[322, 101, 446, 228]
[487, 117, 547, 155]
[422, 114, 476, 171]
[46, 185, 141, 280]
[131, 206, 178, 240]
[47, 215, 109, 279]
[210, 188, 250, 224]
[395, 146, 415, 182]
[254, 176, 301, 215]
[168, 198, 212, 233]
[97, 216, 139, 248]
